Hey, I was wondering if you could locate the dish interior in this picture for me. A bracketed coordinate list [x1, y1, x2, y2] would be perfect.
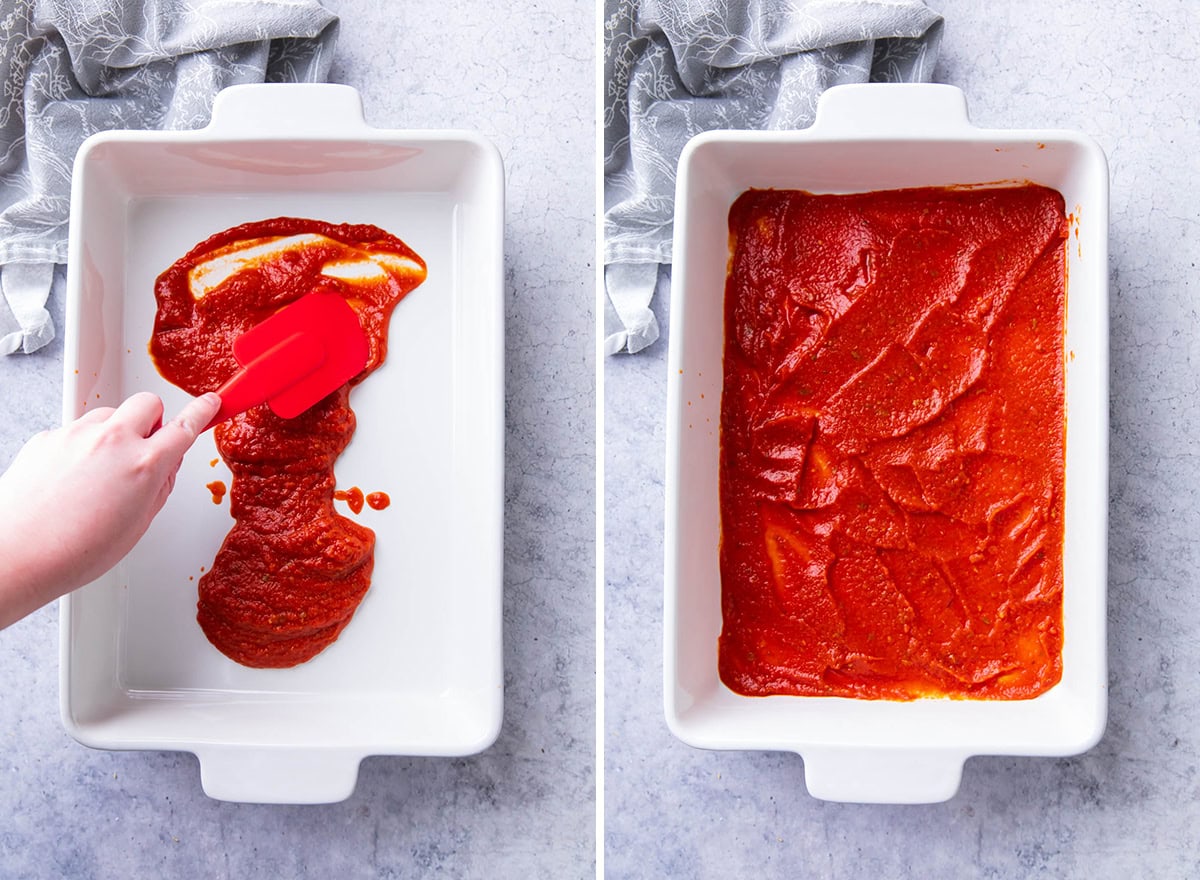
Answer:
[667, 131, 1107, 757]
[64, 134, 503, 758]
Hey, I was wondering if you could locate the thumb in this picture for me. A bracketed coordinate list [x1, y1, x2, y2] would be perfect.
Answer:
[151, 392, 222, 456]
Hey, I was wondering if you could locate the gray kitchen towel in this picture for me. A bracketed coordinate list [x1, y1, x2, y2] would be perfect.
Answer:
[0, 0, 338, 355]
[603, 0, 944, 354]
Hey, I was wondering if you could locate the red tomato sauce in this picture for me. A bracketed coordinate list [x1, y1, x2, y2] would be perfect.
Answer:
[151, 217, 426, 668]
[719, 186, 1067, 700]
[334, 486, 365, 515]
[365, 491, 391, 511]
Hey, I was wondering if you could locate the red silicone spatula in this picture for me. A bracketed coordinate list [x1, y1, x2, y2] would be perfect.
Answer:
[205, 289, 369, 430]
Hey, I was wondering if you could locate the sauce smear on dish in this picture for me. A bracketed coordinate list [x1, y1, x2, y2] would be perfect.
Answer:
[719, 186, 1067, 700]
[151, 217, 426, 668]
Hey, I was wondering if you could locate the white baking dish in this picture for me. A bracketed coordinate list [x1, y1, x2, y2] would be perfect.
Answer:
[60, 84, 505, 804]
[664, 84, 1108, 803]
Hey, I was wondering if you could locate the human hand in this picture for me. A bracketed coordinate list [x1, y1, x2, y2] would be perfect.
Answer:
[0, 391, 221, 629]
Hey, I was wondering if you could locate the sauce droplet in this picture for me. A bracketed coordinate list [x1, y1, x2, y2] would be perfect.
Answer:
[206, 480, 227, 505]
[335, 486, 365, 514]
[365, 491, 390, 510]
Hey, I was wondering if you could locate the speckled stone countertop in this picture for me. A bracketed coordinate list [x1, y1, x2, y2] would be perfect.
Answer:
[605, 0, 1200, 876]
[0, 0, 594, 877]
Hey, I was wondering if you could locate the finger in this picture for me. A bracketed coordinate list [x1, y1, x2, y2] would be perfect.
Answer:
[108, 391, 166, 438]
[74, 406, 118, 425]
[150, 392, 221, 457]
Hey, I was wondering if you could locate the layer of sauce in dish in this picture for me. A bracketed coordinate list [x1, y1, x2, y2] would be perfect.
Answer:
[151, 217, 426, 668]
[718, 186, 1067, 700]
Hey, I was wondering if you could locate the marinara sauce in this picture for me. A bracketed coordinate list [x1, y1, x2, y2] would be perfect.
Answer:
[719, 186, 1067, 700]
[151, 217, 426, 668]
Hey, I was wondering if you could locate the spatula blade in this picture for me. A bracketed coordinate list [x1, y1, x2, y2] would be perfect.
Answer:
[232, 289, 370, 420]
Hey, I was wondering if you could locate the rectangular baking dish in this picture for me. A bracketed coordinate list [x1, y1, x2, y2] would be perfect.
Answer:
[60, 84, 505, 804]
[664, 84, 1108, 803]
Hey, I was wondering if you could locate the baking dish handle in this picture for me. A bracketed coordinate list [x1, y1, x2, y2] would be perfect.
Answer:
[801, 746, 968, 804]
[812, 83, 974, 136]
[205, 83, 372, 137]
[195, 746, 363, 804]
